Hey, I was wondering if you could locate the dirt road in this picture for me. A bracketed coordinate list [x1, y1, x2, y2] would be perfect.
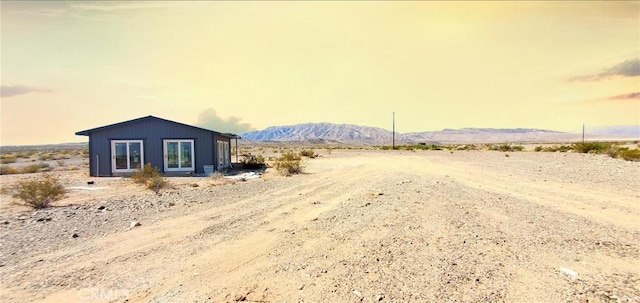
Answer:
[1, 150, 639, 302]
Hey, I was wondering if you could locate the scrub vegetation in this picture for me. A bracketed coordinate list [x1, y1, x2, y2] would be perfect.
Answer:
[132, 163, 168, 192]
[11, 174, 67, 209]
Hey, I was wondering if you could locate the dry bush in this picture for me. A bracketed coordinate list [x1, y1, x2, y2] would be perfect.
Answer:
[12, 174, 67, 209]
[21, 163, 51, 174]
[0, 166, 19, 175]
[132, 163, 167, 192]
[299, 149, 316, 158]
[274, 152, 303, 175]
[0, 156, 17, 164]
[240, 153, 266, 169]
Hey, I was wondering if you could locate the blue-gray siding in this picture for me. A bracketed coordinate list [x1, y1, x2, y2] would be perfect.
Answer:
[82, 118, 231, 176]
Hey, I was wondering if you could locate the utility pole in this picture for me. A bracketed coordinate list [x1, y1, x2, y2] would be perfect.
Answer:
[582, 124, 585, 143]
[392, 112, 395, 150]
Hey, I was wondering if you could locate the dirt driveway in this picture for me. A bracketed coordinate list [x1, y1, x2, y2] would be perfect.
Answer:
[1, 150, 638, 302]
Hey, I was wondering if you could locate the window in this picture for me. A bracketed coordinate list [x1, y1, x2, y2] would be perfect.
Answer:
[111, 140, 144, 173]
[163, 140, 194, 171]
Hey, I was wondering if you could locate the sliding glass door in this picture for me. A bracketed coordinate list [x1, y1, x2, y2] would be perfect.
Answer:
[111, 140, 144, 173]
[163, 140, 194, 172]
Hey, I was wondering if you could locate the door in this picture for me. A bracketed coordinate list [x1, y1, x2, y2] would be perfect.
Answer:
[217, 140, 230, 170]
[163, 140, 194, 172]
[111, 140, 144, 173]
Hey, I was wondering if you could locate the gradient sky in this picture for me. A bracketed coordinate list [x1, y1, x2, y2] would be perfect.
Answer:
[1, 1, 639, 145]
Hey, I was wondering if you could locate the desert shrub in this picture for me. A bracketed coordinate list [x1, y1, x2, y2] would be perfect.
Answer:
[38, 153, 54, 161]
[542, 145, 572, 152]
[534, 146, 543, 152]
[467, 144, 479, 150]
[0, 166, 19, 175]
[274, 152, 303, 175]
[619, 149, 640, 161]
[1, 157, 16, 164]
[488, 144, 524, 152]
[572, 142, 611, 154]
[12, 174, 67, 209]
[609, 147, 640, 161]
[240, 153, 266, 169]
[300, 149, 316, 158]
[132, 163, 167, 192]
[21, 163, 51, 174]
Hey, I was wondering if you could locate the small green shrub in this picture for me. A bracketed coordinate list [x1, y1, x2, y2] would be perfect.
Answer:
[132, 163, 167, 192]
[240, 153, 266, 169]
[534, 146, 543, 152]
[572, 142, 611, 154]
[12, 174, 67, 209]
[619, 149, 640, 161]
[610, 147, 640, 161]
[274, 152, 303, 175]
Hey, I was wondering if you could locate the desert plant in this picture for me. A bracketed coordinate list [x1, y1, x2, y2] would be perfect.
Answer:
[534, 146, 544, 152]
[12, 174, 67, 209]
[132, 163, 167, 192]
[274, 152, 303, 175]
[488, 144, 524, 152]
[240, 153, 266, 169]
[21, 163, 51, 174]
[38, 153, 54, 161]
[609, 147, 640, 161]
[0, 166, 19, 175]
[300, 149, 316, 158]
[619, 148, 640, 161]
[572, 142, 611, 154]
[0, 156, 17, 164]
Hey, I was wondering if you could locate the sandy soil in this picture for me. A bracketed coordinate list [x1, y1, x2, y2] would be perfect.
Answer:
[1, 150, 639, 302]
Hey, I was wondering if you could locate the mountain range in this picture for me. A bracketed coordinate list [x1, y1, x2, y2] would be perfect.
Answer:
[240, 123, 639, 144]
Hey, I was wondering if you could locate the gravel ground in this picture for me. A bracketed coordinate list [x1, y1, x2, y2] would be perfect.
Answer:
[0, 149, 638, 302]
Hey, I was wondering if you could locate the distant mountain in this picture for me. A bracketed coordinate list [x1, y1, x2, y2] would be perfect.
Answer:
[587, 125, 640, 138]
[241, 123, 397, 143]
[403, 128, 576, 144]
[240, 123, 618, 144]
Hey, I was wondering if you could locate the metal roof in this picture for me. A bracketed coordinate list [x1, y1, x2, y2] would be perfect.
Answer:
[75, 115, 241, 139]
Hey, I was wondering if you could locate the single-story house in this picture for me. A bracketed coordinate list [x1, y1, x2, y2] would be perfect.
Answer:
[76, 115, 240, 176]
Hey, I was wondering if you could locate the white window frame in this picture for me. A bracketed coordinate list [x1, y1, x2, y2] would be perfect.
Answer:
[111, 140, 144, 173]
[163, 139, 195, 172]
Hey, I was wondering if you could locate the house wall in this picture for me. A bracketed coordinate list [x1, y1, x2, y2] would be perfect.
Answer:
[86, 119, 217, 176]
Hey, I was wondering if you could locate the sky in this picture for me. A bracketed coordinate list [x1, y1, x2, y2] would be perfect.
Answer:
[1, 1, 639, 145]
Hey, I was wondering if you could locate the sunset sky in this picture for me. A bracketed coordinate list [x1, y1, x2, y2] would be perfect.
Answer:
[1, 1, 639, 145]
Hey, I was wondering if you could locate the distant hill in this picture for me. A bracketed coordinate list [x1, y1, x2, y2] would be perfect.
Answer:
[239, 123, 627, 144]
[587, 125, 640, 138]
[241, 123, 397, 144]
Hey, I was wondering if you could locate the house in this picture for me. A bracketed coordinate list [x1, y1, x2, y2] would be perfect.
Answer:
[76, 115, 240, 176]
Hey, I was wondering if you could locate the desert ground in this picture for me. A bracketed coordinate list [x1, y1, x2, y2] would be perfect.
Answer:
[0, 148, 639, 302]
